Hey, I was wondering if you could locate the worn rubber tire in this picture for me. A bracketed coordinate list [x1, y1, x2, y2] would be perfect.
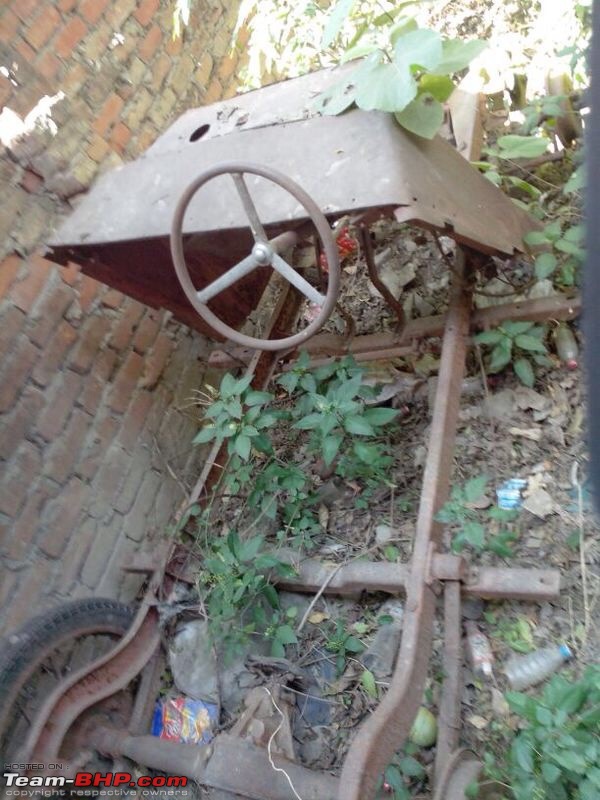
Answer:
[0, 597, 134, 763]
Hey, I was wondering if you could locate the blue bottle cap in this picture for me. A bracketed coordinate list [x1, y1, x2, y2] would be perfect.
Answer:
[559, 644, 572, 659]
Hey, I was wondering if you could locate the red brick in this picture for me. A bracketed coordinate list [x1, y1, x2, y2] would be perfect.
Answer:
[0, 305, 25, 356]
[109, 298, 144, 350]
[165, 34, 183, 57]
[15, 37, 36, 63]
[36, 370, 83, 441]
[12, 0, 41, 23]
[80, 348, 117, 414]
[150, 52, 171, 91]
[3, 560, 55, 633]
[87, 442, 129, 517]
[60, 261, 80, 287]
[140, 334, 173, 389]
[0, 254, 21, 299]
[44, 408, 91, 484]
[40, 476, 89, 557]
[134, 0, 159, 26]
[58, 0, 77, 11]
[0, 337, 39, 414]
[29, 281, 73, 347]
[0, 75, 12, 107]
[117, 390, 153, 452]
[139, 24, 161, 62]
[132, 309, 161, 353]
[92, 93, 124, 136]
[107, 351, 144, 413]
[62, 62, 86, 94]
[5, 480, 59, 561]
[100, 288, 124, 309]
[55, 15, 87, 59]
[105, 0, 136, 28]
[114, 446, 150, 513]
[32, 320, 78, 386]
[36, 50, 62, 82]
[124, 469, 161, 541]
[25, 6, 61, 49]
[110, 121, 131, 153]
[68, 314, 111, 373]
[77, 413, 119, 479]
[0, 8, 19, 39]
[78, 274, 100, 311]
[79, 0, 109, 24]
[0, 385, 44, 460]
[54, 515, 96, 593]
[0, 442, 42, 518]
[19, 168, 44, 194]
[81, 513, 124, 587]
[9, 254, 51, 313]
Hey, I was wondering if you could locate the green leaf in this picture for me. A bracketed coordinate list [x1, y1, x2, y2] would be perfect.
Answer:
[488, 530, 517, 558]
[564, 165, 585, 193]
[384, 765, 406, 794]
[245, 390, 272, 407]
[220, 373, 237, 398]
[353, 441, 378, 464]
[488, 338, 513, 372]
[512, 736, 534, 773]
[294, 412, 324, 430]
[535, 252, 557, 279]
[497, 135, 548, 159]
[193, 425, 217, 444]
[541, 762, 561, 784]
[398, 755, 425, 778]
[277, 372, 299, 393]
[395, 92, 444, 139]
[465, 781, 479, 799]
[275, 624, 298, 646]
[315, 76, 358, 115]
[514, 334, 547, 353]
[321, 0, 357, 48]
[435, 38, 486, 73]
[418, 73, 455, 101]
[384, 544, 400, 561]
[354, 58, 417, 113]
[234, 434, 251, 460]
[344, 414, 375, 435]
[394, 28, 442, 71]
[502, 320, 535, 336]
[474, 328, 505, 345]
[514, 357, 535, 387]
[464, 475, 488, 502]
[342, 40, 379, 63]
[344, 635, 365, 653]
[461, 520, 485, 550]
[323, 433, 343, 466]
[363, 407, 400, 426]
[263, 583, 280, 609]
[555, 238, 585, 258]
[361, 668, 378, 698]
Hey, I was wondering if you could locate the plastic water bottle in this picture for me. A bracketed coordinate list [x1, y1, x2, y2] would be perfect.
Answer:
[505, 644, 572, 690]
[465, 622, 494, 679]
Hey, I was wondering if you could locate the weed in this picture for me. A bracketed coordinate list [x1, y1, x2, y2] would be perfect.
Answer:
[436, 476, 518, 556]
[325, 619, 365, 675]
[474, 320, 550, 388]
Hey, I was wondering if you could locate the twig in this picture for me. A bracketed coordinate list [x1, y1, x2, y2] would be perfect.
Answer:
[474, 343, 490, 403]
[571, 462, 591, 645]
[296, 562, 346, 634]
[264, 687, 304, 800]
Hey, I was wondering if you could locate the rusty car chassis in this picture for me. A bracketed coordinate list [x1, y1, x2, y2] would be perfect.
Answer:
[29, 66, 581, 799]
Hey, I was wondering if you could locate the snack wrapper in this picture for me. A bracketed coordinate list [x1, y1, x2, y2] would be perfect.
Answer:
[151, 695, 218, 745]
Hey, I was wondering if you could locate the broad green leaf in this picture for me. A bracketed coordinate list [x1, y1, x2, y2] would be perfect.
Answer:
[394, 28, 442, 71]
[535, 252, 557, 279]
[553, 748, 587, 773]
[564, 164, 585, 193]
[488, 338, 513, 372]
[418, 73, 454, 101]
[544, 220, 562, 241]
[263, 583, 280, 609]
[342, 40, 379, 63]
[275, 624, 298, 645]
[398, 755, 425, 778]
[361, 668, 378, 698]
[564, 223, 585, 243]
[435, 38, 486, 73]
[193, 425, 217, 444]
[315, 76, 358, 115]
[461, 521, 485, 550]
[354, 58, 417, 113]
[465, 781, 479, 799]
[363, 407, 400, 425]
[497, 135, 548, 159]
[505, 176, 542, 198]
[514, 357, 535, 387]
[321, 0, 357, 48]
[488, 530, 517, 558]
[474, 329, 505, 345]
[523, 230, 551, 246]
[389, 16, 419, 45]
[220, 373, 237, 398]
[234, 434, 251, 460]
[541, 762, 561, 783]
[512, 736, 534, 773]
[464, 475, 488, 502]
[535, 706, 553, 725]
[384, 764, 405, 793]
[277, 372, 299, 393]
[514, 334, 547, 353]
[395, 92, 444, 139]
[245, 390, 272, 407]
[344, 635, 365, 653]
[502, 320, 535, 335]
[344, 415, 375, 435]
[354, 441, 379, 463]
[555, 238, 584, 258]
[294, 412, 324, 430]
[322, 433, 343, 466]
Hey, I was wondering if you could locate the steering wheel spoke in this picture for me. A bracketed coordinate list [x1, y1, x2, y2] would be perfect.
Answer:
[170, 162, 341, 351]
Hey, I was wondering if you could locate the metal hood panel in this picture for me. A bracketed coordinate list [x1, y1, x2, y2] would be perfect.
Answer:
[49, 109, 535, 258]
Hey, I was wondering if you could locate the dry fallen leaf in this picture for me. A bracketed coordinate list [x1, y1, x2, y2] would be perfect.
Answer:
[467, 714, 489, 730]
[308, 611, 330, 625]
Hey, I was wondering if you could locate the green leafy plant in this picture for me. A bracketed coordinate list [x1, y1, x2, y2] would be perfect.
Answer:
[524, 220, 585, 286]
[474, 320, 550, 388]
[198, 530, 296, 658]
[477, 668, 600, 800]
[379, 742, 427, 799]
[436, 476, 518, 557]
[325, 618, 365, 675]
[485, 613, 535, 654]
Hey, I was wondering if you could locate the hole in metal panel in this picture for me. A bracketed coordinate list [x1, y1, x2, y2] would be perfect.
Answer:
[190, 124, 210, 142]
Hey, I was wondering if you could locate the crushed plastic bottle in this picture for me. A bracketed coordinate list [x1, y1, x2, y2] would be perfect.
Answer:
[505, 643, 572, 690]
[554, 323, 579, 370]
[465, 621, 494, 679]
[496, 478, 528, 510]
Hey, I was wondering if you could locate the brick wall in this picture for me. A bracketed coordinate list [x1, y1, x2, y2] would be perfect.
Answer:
[0, 0, 245, 633]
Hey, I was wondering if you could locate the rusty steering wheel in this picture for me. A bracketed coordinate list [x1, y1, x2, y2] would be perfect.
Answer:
[170, 162, 340, 351]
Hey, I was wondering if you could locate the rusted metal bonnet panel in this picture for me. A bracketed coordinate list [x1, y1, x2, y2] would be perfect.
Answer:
[49, 110, 534, 258]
